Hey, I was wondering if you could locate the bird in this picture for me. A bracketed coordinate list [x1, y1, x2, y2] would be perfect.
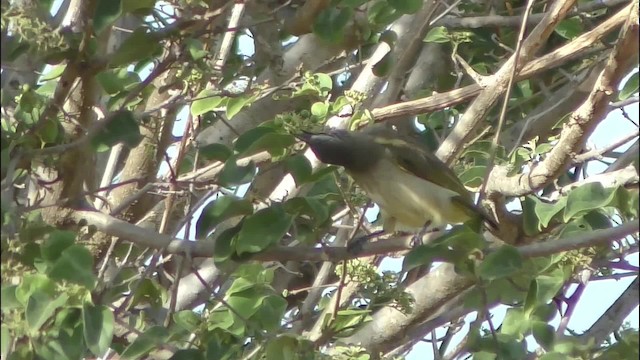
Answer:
[296, 125, 497, 240]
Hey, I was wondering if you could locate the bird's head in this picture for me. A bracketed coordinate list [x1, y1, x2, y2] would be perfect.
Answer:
[296, 129, 382, 171]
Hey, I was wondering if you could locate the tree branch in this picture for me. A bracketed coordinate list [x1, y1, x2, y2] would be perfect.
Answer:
[435, 0, 579, 164]
[72, 208, 638, 263]
[486, 2, 640, 196]
[340, 221, 638, 353]
[433, 0, 629, 29]
[578, 276, 639, 346]
[371, 3, 630, 124]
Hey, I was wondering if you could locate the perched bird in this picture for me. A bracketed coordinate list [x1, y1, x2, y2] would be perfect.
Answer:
[297, 125, 496, 235]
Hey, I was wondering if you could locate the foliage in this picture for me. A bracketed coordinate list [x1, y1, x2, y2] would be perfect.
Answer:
[1, 0, 638, 359]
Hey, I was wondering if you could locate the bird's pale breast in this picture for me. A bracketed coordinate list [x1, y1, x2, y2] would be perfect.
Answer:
[349, 158, 471, 232]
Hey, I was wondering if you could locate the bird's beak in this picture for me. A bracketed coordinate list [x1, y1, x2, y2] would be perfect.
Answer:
[294, 131, 315, 143]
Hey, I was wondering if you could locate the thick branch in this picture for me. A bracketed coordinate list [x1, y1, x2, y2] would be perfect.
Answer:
[578, 276, 639, 346]
[72, 209, 638, 263]
[371, 2, 630, 124]
[486, 3, 640, 196]
[435, 0, 578, 163]
[341, 221, 639, 352]
[434, 0, 628, 29]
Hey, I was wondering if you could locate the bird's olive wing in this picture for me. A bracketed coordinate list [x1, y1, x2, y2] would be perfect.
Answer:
[373, 137, 472, 201]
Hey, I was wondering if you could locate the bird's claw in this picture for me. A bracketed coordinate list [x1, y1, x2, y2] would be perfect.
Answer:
[347, 230, 385, 255]
[347, 236, 368, 254]
[410, 234, 423, 248]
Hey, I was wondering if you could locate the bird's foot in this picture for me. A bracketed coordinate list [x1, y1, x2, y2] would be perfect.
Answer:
[410, 234, 423, 248]
[411, 222, 439, 248]
[347, 230, 385, 254]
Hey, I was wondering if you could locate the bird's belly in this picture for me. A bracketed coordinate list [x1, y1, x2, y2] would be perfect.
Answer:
[351, 168, 469, 231]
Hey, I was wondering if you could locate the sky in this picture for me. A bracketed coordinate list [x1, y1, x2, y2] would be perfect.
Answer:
[39, 1, 639, 358]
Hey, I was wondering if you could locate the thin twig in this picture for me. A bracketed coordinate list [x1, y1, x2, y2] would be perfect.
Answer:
[574, 130, 640, 163]
[479, 0, 536, 202]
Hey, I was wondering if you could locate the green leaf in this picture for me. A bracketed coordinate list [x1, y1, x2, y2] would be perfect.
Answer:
[110, 28, 161, 67]
[213, 223, 242, 263]
[252, 295, 287, 331]
[403, 226, 485, 272]
[82, 303, 114, 357]
[26, 291, 68, 331]
[310, 102, 329, 119]
[424, 26, 450, 43]
[172, 310, 201, 333]
[372, 52, 394, 77]
[332, 308, 372, 334]
[235, 206, 293, 255]
[563, 182, 619, 222]
[35, 80, 58, 98]
[91, 110, 141, 152]
[1, 285, 20, 310]
[554, 17, 583, 40]
[558, 216, 593, 238]
[532, 321, 555, 350]
[40, 64, 66, 82]
[130, 278, 167, 308]
[582, 210, 611, 230]
[388, 0, 422, 14]
[218, 156, 256, 186]
[1, 325, 9, 356]
[47, 245, 96, 289]
[195, 196, 253, 239]
[15, 274, 56, 306]
[191, 89, 223, 116]
[96, 69, 140, 95]
[539, 352, 571, 360]
[122, 0, 156, 15]
[619, 72, 639, 100]
[198, 143, 232, 162]
[531, 303, 558, 323]
[536, 268, 566, 305]
[121, 326, 170, 360]
[40, 230, 75, 262]
[265, 335, 298, 360]
[226, 288, 267, 318]
[93, 0, 122, 34]
[402, 242, 445, 272]
[226, 96, 251, 119]
[206, 309, 235, 332]
[35, 117, 61, 144]
[524, 279, 538, 318]
[523, 195, 566, 231]
[15, 88, 46, 126]
[477, 245, 523, 280]
[284, 154, 312, 185]
[459, 165, 487, 188]
[234, 127, 295, 157]
[313, 7, 353, 43]
[169, 349, 205, 360]
[500, 308, 528, 338]
[234, 263, 275, 284]
[185, 39, 208, 61]
[368, 1, 401, 25]
[283, 197, 330, 226]
[472, 351, 497, 360]
[629, 190, 639, 218]
[314, 73, 333, 94]
[226, 277, 256, 296]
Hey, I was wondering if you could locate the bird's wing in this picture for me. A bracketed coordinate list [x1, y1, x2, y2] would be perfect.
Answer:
[371, 137, 472, 201]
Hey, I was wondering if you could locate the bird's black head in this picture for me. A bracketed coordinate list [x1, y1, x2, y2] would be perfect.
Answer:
[296, 129, 381, 172]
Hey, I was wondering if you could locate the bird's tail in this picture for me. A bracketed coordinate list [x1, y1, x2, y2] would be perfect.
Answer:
[453, 196, 499, 231]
